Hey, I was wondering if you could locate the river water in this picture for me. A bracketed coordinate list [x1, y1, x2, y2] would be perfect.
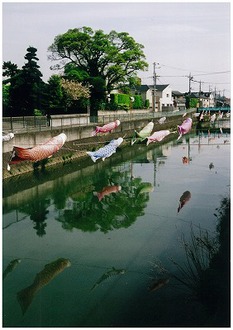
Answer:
[3, 125, 230, 327]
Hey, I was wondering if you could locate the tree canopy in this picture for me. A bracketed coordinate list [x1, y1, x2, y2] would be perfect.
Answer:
[48, 26, 148, 117]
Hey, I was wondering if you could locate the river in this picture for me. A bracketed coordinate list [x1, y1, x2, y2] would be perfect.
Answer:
[3, 125, 230, 327]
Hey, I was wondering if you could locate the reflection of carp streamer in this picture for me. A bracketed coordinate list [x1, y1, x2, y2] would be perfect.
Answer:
[9, 133, 67, 166]
[93, 185, 121, 201]
[17, 258, 71, 314]
[177, 191, 191, 213]
[149, 278, 170, 292]
[91, 267, 125, 291]
[3, 259, 21, 280]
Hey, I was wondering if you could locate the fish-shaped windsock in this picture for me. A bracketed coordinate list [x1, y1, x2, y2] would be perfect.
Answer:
[146, 130, 171, 146]
[131, 121, 154, 145]
[9, 133, 67, 165]
[17, 258, 71, 314]
[3, 259, 21, 280]
[177, 191, 191, 213]
[135, 121, 154, 139]
[2, 132, 14, 142]
[86, 137, 123, 162]
[177, 118, 192, 140]
[158, 117, 166, 124]
[210, 113, 216, 123]
[91, 120, 120, 136]
[93, 185, 121, 201]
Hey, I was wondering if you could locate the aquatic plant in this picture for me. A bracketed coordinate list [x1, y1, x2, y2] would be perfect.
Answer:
[169, 224, 219, 292]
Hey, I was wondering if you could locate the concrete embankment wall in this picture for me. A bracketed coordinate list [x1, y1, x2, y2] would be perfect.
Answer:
[3, 112, 196, 180]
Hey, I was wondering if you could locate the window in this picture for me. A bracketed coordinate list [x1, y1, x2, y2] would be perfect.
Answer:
[166, 94, 169, 98]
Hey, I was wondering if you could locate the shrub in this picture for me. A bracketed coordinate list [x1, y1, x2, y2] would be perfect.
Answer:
[133, 95, 143, 109]
[144, 99, 150, 109]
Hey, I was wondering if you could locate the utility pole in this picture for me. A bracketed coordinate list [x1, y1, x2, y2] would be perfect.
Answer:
[199, 81, 202, 108]
[152, 62, 159, 112]
[188, 73, 193, 95]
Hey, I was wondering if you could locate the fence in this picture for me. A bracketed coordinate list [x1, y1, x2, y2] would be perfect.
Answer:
[2, 108, 194, 133]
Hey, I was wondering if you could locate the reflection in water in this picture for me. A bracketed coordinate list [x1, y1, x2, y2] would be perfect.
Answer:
[93, 185, 122, 202]
[91, 267, 126, 291]
[23, 197, 50, 237]
[177, 191, 191, 213]
[209, 162, 214, 170]
[151, 196, 230, 326]
[56, 170, 151, 234]
[148, 278, 170, 293]
[17, 258, 71, 315]
[2, 128, 230, 327]
[3, 259, 21, 280]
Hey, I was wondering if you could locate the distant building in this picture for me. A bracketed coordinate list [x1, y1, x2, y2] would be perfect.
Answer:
[188, 91, 215, 108]
[134, 84, 173, 111]
[172, 91, 186, 110]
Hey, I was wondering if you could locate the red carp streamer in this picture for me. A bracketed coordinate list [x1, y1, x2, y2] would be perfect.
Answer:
[9, 133, 67, 166]
[92, 120, 120, 136]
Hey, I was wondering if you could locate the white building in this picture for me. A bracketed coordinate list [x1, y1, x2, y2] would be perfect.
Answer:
[134, 84, 173, 111]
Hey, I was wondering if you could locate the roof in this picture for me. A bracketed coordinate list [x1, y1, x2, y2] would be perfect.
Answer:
[172, 91, 184, 96]
[136, 84, 170, 92]
[149, 84, 169, 91]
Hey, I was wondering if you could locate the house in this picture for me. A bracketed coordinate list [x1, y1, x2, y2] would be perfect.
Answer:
[134, 84, 173, 112]
[172, 91, 186, 110]
[188, 91, 215, 108]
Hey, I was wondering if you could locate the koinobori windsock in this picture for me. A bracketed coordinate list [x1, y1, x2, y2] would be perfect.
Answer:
[86, 137, 123, 162]
[92, 120, 120, 136]
[9, 133, 67, 165]
[131, 121, 154, 145]
[146, 130, 171, 145]
[177, 118, 192, 140]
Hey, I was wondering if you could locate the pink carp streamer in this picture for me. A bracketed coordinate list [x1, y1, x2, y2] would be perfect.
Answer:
[8, 133, 67, 167]
[177, 118, 192, 140]
[91, 120, 120, 136]
[146, 130, 171, 146]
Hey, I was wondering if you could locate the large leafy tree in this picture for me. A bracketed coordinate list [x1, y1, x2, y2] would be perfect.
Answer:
[48, 26, 148, 117]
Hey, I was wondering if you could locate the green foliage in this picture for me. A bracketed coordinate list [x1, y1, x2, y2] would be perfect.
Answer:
[144, 99, 150, 109]
[34, 109, 43, 116]
[190, 98, 198, 108]
[2, 84, 10, 112]
[109, 93, 130, 111]
[48, 26, 148, 116]
[117, 93, 130, 106]
[133, 95, 143, 109]
[185, 96, 198, 109]
[3, 47, 45, 116]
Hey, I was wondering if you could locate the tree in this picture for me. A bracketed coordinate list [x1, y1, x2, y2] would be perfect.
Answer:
[48, 26, 148, 117]
[3, 47, 45, 116]
[61, 78, 90, 113]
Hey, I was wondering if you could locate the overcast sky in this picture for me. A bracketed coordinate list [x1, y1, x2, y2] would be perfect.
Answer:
[2, 1, 231, 97]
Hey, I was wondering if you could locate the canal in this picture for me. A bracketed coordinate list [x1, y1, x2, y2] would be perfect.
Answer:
[3, 125, 230, 327]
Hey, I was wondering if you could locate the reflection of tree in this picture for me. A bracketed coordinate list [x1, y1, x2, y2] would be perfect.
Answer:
[19, 191, 50, 237]
[56, 169, 151, 233]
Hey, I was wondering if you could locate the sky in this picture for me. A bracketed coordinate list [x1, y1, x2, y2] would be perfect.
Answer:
[2, 1, 231, 97]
